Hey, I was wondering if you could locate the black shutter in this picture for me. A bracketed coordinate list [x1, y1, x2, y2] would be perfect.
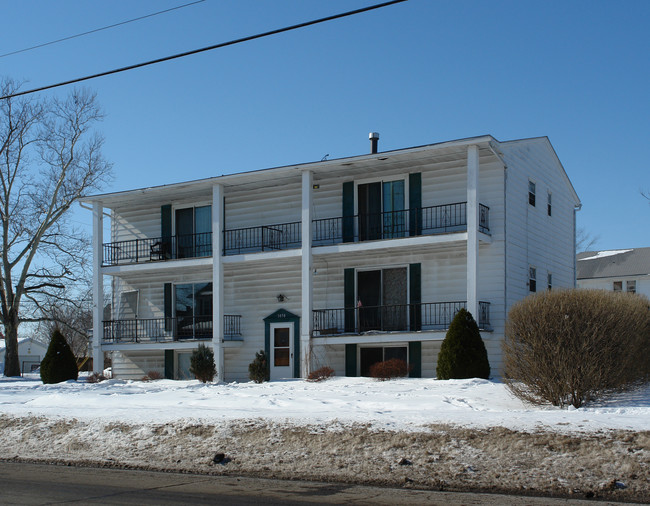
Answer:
[164, 350, 174, 379]
[345, 344, 357, 377]
[344, 268, 355, 333]
[161, 204, 172, 258]
[164, 283, 173, 332]
[409, 263, 421, 331]
[409, 342, 422, 378]
[342, 181, 354, 243]
[409, 173, 422, 236]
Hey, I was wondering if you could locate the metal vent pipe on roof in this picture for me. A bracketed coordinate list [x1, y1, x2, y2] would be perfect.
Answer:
[369, 132, 379, 154]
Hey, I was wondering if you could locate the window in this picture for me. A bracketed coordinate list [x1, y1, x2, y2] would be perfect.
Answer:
[357, 267, 407, 331]
[358, 180, 405, 240]
[175, 282, 212, 339]
[359, 346, 407, 377]
[626, 280, 636, 293]
[547, 273, 552, 291]
[529, 266, 537, 292]
[528, 181, 536, 207]
[175, 205, 212, 258]
[547, 192, 552, 216]
[613, 281, 622, 292]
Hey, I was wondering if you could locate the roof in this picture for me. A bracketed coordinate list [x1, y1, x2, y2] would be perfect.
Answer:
[577, 247, 650, 279]
[0, 337, 47, 353]
[80, 134, 580, 210]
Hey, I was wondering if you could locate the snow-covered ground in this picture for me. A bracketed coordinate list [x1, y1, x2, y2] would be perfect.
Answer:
[1, 375, 648, 501]
[0, 374, 648, 433]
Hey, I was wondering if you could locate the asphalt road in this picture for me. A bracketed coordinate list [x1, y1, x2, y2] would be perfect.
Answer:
[0, 461, 615, 505]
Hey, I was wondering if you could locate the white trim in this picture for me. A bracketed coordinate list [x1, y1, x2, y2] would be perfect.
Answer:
[270, 322, 294, 380]
[212, 184, 225, 381]
[92, 202, 104, 373]
[300, 170, 312, 378]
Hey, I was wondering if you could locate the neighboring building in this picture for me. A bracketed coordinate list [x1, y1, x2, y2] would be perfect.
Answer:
[0, 337, 49, 374]
[83, 134, 580, 381]
[577, 247, 650, 298]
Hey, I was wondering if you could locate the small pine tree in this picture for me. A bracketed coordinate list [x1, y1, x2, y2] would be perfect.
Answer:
[40, 328, 79, 384]
[248, 350, 269, 383]
[189, 344, 216, 383]
[436, 308, 490, 380]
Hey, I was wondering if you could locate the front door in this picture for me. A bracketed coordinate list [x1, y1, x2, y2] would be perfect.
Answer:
[270, 323, 293, 380]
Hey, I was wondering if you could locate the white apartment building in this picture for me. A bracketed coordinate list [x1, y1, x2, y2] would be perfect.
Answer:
[84, 134, 580, 381]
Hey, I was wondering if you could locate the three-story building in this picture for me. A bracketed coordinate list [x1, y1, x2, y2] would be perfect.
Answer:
[84, 134, 580, 380]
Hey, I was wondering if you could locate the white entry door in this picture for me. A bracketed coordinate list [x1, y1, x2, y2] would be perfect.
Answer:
[270, 323, 293, 380]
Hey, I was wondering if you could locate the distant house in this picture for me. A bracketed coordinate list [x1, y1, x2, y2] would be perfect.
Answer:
[0, 337, 49, 374]
[577, 247, 650, 298]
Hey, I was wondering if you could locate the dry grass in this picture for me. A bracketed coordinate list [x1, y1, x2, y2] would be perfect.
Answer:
[0, 415, 647, 502]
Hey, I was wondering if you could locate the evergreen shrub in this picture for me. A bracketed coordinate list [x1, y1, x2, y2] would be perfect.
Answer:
[40, 328, 79, 384]
[248, 350, 269, 383]
[190, 344, 217, 383]
[436, 308, 490, 380]
[504, 289, 650, 408]
[369, 358, 411, 381]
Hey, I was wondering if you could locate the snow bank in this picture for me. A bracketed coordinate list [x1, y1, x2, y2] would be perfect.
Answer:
[1, 375, 648, 433]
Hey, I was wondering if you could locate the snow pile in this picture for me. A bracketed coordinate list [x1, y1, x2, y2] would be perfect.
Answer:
[0, 375, 648, 433]
[578, 249, 632, 260]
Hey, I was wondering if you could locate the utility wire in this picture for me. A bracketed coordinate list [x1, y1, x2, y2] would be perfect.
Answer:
[0, 0, 407, 100]
[0, 0, 206, 59]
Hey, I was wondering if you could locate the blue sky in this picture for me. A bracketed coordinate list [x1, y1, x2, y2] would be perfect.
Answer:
[3, 0, 649, 250]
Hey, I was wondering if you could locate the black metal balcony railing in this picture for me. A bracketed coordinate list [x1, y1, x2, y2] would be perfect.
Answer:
[103, 232, 212, 266]
[102, 315, 242, 343]
[312, 301, 490, 336]
[223, 221, 301, 256]
[101, 204, 490, 264]
[312, 202, 490, 246]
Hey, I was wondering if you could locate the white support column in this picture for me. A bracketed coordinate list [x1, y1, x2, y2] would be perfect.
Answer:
[92, 202, 104, 373]
[300, 170, 313, 378]
[212, 184, 225, 381]
[467, 145, 479, 319]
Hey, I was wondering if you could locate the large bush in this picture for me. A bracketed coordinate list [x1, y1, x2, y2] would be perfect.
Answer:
[248, 350, 269, 383]
[503, 289, 650, 408]
[190, 344, 217, 383]
[436, 308, 490, 380]
[40, 328, 78, 384]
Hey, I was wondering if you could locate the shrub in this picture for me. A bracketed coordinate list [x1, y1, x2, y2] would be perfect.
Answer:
[40, 328, 79, 384]
[307, 366, 335, 382]
[86, 372, 107, 383]
[248, 350, 269, 383]
[503, 289, 650, 408]
[369, 358, 412, 381]
[190, 344, 217, 383]
[436, 308, 490, 380]
[141, 370, 163, 382]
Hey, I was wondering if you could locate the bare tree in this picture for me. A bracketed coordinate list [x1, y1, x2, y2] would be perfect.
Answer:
[0, 78, 111, 376]
[576, 226, 599, 254]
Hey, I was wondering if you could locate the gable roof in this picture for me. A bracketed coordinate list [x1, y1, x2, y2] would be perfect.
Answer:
[577, 247, 650, 279]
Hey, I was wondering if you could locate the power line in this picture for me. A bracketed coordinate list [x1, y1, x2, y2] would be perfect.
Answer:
[0, 0, 407, 101]
[0, 0, 206, 59]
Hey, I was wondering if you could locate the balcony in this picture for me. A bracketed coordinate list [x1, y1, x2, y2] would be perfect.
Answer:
[102, 315, 242, 343]
[223, 221, 301, 256]
[313, 202, 489, 246]
[103, 232, 212, 266]
[312, 301, 491, 337]
[102, 203, 490, 265]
